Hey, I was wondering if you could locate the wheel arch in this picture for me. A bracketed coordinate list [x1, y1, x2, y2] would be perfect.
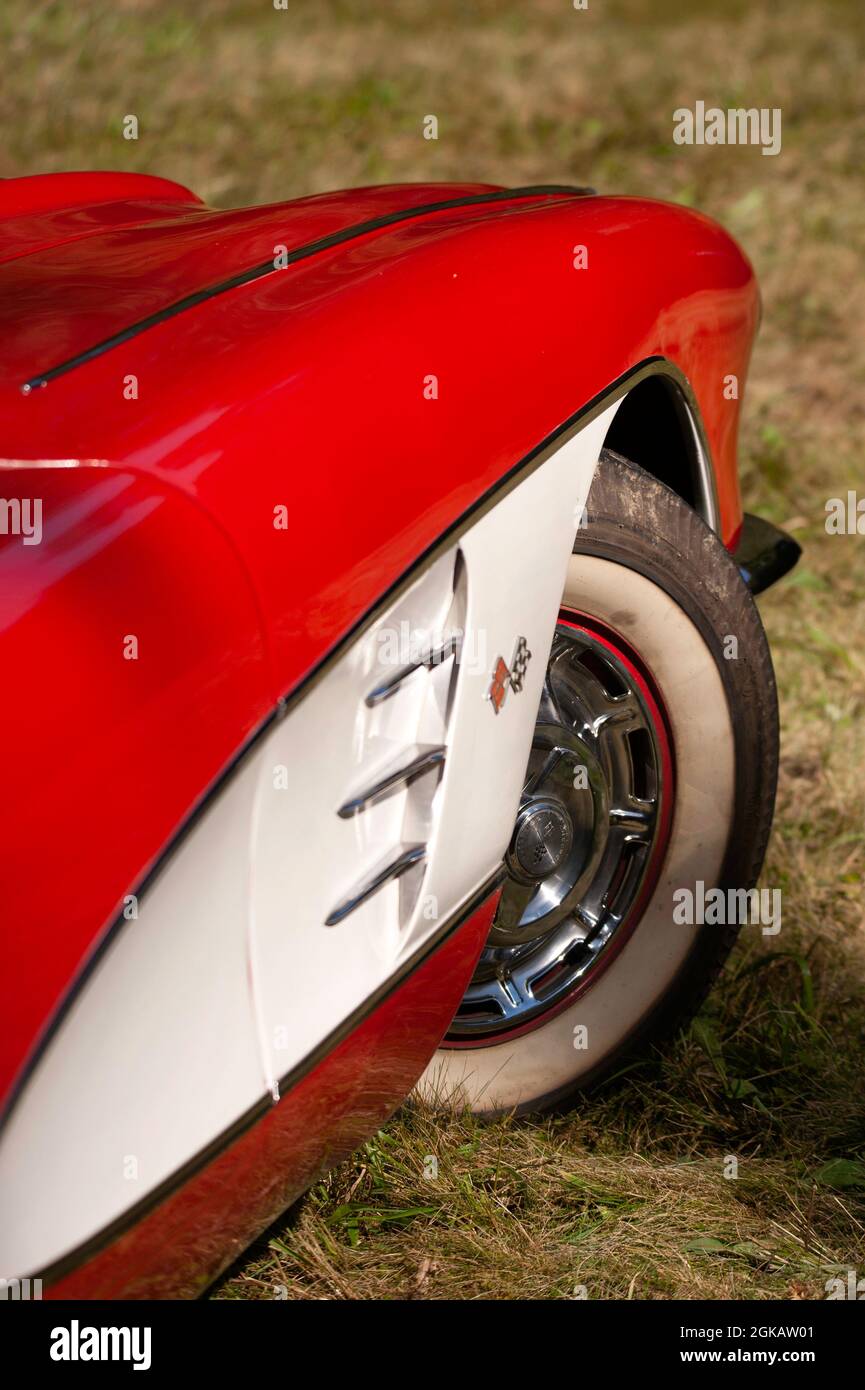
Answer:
[600, 362, 721, 534]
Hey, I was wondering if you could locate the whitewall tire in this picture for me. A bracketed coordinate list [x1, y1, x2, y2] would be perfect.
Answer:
[419, 451, 778, 1115]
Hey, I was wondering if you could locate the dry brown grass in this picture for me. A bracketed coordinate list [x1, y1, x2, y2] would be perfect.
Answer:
[4, 0, 863, 1300]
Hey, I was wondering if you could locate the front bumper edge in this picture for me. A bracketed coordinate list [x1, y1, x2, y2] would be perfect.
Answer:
[734, 513, 802, 595]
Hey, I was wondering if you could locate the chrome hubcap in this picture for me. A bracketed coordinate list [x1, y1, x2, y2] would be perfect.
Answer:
[448, 620, 668, 1039]
[510, 798, 574, 881]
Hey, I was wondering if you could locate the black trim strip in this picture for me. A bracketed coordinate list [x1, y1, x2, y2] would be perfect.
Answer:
[19, 184, 593, 394]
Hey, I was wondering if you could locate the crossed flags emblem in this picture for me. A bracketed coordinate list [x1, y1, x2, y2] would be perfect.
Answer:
[487, 635, 532, 714]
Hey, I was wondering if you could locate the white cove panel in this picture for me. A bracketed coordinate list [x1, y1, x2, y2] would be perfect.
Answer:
[0, 765, 266, 1277]
[250, 403, 620, 1079]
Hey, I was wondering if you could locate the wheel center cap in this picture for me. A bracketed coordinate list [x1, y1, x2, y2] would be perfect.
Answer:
[512, 798, 573, 880]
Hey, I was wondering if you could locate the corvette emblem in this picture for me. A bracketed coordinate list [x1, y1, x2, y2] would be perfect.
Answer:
[487, 636, 532, 714]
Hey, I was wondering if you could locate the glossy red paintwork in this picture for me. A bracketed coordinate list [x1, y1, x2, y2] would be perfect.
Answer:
[0, 183, 509, 372]
[0, 171, 202, 221]
[0, 466, 271, 1105]
[45, 891, 498, 1299]
[0, 173, 204, 266]
[0, 178, 758, 1117]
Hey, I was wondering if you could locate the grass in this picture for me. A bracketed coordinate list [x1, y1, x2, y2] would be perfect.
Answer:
[4, 0, 864, 1299]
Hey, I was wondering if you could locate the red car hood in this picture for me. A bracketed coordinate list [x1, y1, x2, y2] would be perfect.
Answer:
[0, 172, 206, 263]
[0, 174, 498, 390]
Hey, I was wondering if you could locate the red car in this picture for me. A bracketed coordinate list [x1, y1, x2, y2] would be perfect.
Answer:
[0, 172, 798, 1299]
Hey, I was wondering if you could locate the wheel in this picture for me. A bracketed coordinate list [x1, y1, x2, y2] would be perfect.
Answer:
[420, 448, 779, 1115]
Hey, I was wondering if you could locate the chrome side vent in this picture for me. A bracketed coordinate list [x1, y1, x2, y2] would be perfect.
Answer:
[324, 844, 426, 926]
[364, 635, 460, 708]
[336, 744, 446, 819]
[324, 551, 466, 928]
